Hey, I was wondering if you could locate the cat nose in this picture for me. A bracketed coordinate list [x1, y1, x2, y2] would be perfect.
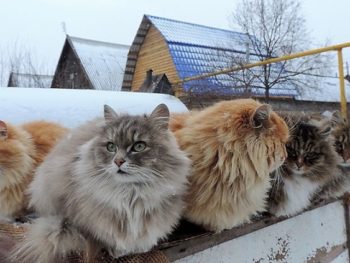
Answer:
[114, 159, 125, 167]
[296, 161, 302, 169]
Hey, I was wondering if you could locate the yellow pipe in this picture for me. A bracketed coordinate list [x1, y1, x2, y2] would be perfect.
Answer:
[174, 41, 350, 116]
[174, 41, 350, 84]
[338, 49, 347, 118]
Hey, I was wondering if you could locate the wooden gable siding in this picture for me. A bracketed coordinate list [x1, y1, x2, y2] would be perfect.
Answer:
[131, 26, 179, 91]
[51, 42, 92, 89]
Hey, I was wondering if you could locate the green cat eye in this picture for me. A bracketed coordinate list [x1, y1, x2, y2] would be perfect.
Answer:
[132, 141, 146, 152]
[106, 142, 116, 152]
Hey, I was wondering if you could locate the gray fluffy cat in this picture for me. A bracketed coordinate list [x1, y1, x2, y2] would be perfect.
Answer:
[12, 104, 190, 262]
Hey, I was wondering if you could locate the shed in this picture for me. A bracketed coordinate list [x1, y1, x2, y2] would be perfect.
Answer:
[51, 35, 130, 91]
[7, 72, 53, 88]
[122, 15, 298, 98]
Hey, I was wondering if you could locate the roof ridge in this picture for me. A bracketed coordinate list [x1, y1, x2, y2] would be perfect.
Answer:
[145, 14, 245, 36]
[10, 72, 53, 78]
[68, 35, 130, 49]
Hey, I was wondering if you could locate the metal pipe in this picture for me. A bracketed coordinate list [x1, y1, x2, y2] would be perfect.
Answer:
[338, 49, 347, 118]
[173, 41, 350, 117]
[174, 42, 350, 84]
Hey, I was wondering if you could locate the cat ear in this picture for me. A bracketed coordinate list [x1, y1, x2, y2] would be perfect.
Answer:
[331, 110, 347, 126]
[0, 121, 8, 140]
[251, 104, 272, 129]
[104, 105, 118, 123]
[150, 104, 169, 129]
[319, 125, 332, 138]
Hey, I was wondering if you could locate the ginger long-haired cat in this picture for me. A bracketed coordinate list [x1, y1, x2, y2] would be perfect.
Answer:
[170, 99, 289, 232]
[0, 120, 67, 221]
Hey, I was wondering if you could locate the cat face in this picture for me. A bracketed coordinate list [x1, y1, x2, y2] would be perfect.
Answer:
[0, 121, 22, 169]
[333, 124, 350, 163]
[330, 112, 350, 163]
[88, 104, 176, 183]
[284, 121, 333, 176]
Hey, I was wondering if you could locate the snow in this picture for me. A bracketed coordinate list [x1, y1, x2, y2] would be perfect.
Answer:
[0, 88, 188, 128]
[69, 36, 130, 91]
[297, 77, 350, 102]
[147, 15, 249, 52]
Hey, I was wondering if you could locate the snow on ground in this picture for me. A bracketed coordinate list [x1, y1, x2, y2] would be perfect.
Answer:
[0, 88, 188, 128]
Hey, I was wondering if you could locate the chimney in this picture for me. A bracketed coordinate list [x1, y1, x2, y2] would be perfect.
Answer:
[146, 69, 153, 86]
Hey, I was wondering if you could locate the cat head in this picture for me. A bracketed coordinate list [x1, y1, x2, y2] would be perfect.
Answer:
[0, 120, 34, 172]
[283, 115, 336, 177]
[0, 121, 8, 141]
[81, 104, 189, 184]
[329, 111, 350, 163]
[216, 99, 289, 175]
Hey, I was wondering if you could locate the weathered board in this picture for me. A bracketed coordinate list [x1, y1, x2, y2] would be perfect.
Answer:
[174, 201, 348, 263]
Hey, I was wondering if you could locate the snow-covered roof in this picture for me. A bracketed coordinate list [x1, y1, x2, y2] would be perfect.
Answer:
[68, 36, 130, 91]
[7, 72, 53, 88]
[0, 87, 188, 128]
[297, 77, 350, 102]
[147, 15, 249, 52]
[124, 15, 298, 97]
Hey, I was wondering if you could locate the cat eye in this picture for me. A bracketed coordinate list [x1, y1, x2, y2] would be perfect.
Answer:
[132, 141, 147, 152]
[305, 154, 319, 162]
[106, 142, 116, 152]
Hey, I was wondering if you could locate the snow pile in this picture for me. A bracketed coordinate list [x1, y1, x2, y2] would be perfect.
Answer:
[0, 88, 188, 128]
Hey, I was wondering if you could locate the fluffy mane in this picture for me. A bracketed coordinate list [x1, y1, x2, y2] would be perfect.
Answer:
[170, 99, 289, 231]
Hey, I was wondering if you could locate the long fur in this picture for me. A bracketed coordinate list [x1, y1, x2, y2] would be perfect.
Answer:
[268, 113, 341, 216]
[11, 216, 85, 263]
[170, 99, 289, 231]
[15, 105, 190, 261]
[0, 121, 67, 220]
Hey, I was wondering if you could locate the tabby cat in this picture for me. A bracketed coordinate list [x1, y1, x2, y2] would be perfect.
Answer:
[310, 111, 350, 201]
[0, 120, 67, 221]
[329, 111, 350, 164]
[12, 104, 190, 262]
[170, 99, 289, 232]
[268, 113, 340, 216]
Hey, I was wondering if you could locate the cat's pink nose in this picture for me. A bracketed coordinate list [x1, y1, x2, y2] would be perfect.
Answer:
[114, 159, 125, 167]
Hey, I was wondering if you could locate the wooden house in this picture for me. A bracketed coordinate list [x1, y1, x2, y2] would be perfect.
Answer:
[122, 15, 298, 98]
[51, 35, 130, 91]
[7, 72, 53, 88]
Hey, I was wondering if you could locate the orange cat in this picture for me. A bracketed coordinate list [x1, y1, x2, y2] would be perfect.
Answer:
[170, 99, 289, 232]
[0, 120, 67, 221]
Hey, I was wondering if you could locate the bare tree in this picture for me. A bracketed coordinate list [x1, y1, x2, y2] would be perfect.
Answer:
[227, 0, 332, 102]
[0, 41, 52, 87]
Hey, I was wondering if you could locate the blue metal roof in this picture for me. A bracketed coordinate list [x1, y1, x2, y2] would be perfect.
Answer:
[146, 15, 298, 97]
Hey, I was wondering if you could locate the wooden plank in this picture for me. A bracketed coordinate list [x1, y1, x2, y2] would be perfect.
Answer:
[158, 199, 347, 262]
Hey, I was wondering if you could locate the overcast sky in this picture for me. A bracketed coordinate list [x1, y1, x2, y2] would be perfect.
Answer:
[0, 0, 349, 75]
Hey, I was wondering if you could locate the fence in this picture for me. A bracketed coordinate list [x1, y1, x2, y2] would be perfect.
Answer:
[173, 42, 350, 118]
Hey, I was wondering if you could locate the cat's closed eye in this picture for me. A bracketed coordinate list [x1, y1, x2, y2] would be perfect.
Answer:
[286, 147, 296, 159]
[305, 153, 319, 163]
